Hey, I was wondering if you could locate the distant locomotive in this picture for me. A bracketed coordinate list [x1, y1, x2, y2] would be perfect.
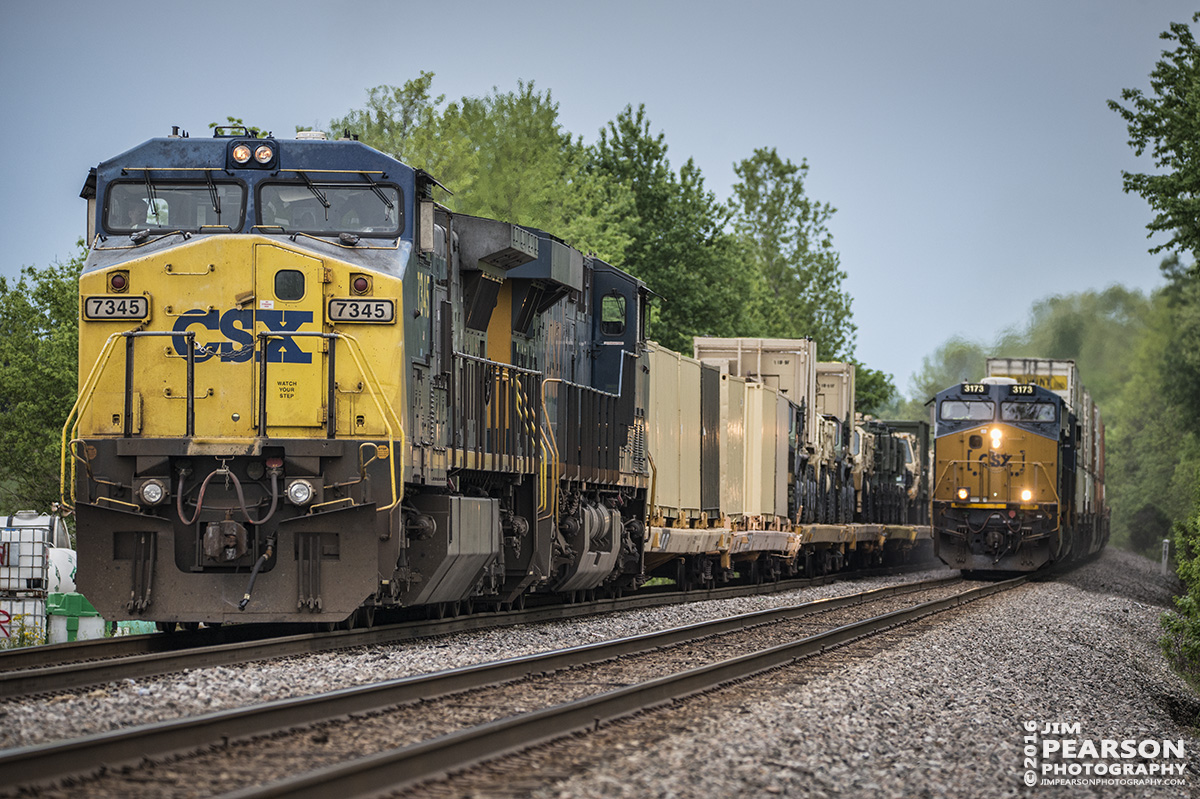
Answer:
[930, 359, 1108, 572]
[64, 127, 932, 629]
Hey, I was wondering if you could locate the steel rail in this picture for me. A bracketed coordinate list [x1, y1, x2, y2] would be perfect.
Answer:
[0, 576, 967, 791]
[212, 576, 1026, 799]
[0, 562, 938, 694]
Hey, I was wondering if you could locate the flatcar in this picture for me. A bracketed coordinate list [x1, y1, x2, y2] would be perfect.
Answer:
[930, 363, 1108, 573]
[64, 127, 931, 629]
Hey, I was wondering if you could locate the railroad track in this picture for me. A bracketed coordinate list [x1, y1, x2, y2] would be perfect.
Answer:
[0, 562, 932, 696]
[0, 574, 1026, 798]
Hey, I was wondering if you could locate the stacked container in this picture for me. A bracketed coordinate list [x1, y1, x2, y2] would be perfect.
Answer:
[985, 357, 1106, 551]
[1, 512, 71, 646]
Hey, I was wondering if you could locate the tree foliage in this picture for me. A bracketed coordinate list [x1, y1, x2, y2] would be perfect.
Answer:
[325, 72, 439, 160]
[853, 362, 897, 417]
[1111, 14, 1200, 681]
[0, 244, 85, 512]
[1109, 13, 1200, 260]
[731, 147, 855, 359]
[332, 78, 633, 267]
[328, 81, 874, 365]
[589, 105, 754, 351]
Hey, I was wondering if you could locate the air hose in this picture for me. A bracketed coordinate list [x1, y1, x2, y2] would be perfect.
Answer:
[238, 536, 275, 611]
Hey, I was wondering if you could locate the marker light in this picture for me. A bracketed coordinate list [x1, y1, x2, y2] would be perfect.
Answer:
[1021, 489, 1033, 502]
[957, 487, 970, 501]
[254, 145, 274, 164]
[232, 144, 252, 164]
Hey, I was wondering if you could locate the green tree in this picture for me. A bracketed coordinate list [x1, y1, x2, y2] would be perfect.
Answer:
[853, 363, 897, 417]
[910, 336, 988, 403]
[1104, 279, 1198, 552]
[590, 105, 755, 352]
[332, 77, 632, 265]
[1109, 13, 1200, 260]
[730, 147, 855, 359]
[326, 73, 439, 159]
[0, 243, 85, 511]
[993, 286, 1152, 408]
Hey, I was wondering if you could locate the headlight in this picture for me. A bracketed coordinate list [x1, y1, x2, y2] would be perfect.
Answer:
[254, 144, 274, 164]
[287, 479, 314, 506]
[957, 487, 970, 500]
[1021, 489, 1033, 502]
[139, 479, 166, 506]
[990, 429, 1002, 447]
[232, 144, 252, 164]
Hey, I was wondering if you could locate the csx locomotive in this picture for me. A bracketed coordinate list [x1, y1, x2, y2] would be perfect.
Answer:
[931, 359, 1108, 573]
[65, 128, 930, 628]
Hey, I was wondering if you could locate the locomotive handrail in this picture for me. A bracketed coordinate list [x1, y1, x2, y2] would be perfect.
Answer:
[257, 330, 406, 511]
[59, 330, 197, 509]
[932, 457, 1061, 507]
[539, 378, 563, 521]
[61, 332, 122, 508]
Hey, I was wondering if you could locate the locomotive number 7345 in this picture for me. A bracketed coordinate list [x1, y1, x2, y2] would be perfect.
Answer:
[327, 298, 395, 323]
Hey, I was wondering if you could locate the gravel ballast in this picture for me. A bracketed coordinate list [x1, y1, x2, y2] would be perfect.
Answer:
[490, 548, 1196, 799]
[5, 550, 1194, 799]
[0, 566, 952, 749]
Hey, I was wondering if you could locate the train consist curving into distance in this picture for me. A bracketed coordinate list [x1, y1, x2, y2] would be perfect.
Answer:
[65, 127, 931, 628]
[931, 359, 1109, 573]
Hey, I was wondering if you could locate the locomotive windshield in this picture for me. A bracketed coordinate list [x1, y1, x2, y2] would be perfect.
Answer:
[259, 182, 403, 237]
[1000, 401, 1057, 423]
[938, 400, 994, 421]
[106, 181, 245, 233]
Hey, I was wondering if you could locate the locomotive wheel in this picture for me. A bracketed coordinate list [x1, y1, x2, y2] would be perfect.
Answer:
[181, 622, 200, 632]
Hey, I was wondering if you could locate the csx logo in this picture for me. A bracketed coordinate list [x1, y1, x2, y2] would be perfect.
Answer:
[171, 309, 313, 364]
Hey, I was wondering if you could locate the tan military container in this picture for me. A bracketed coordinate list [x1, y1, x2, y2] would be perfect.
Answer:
[695, 337, 818, 450]
[816, 361, 856, 423]
[743, 381, 784, 520]
[646, 342, 703, 523]
[719, 370, 747, 519]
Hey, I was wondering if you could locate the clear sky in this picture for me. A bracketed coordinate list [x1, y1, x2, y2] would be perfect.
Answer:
[0, 0, 1188, 395]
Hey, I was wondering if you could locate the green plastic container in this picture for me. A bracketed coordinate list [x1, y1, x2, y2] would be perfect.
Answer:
[47, 592, 104, 643]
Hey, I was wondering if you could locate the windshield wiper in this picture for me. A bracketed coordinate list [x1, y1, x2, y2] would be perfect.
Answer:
[143, 172, 161, 225]
[360, 172, 394, 211]
[297, 171, 330, 209]
[204, 169, 221, 217]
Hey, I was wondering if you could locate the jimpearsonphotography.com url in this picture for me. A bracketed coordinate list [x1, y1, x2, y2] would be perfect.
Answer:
[1022, 720, 1189, 788]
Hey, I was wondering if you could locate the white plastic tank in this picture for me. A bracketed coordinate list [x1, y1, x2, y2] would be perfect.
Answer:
[48, 548, 77, 594]
[1, 511, 71, 594]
